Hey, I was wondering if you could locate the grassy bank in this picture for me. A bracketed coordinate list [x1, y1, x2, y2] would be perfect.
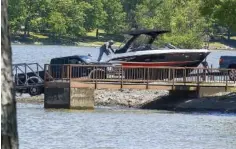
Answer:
[208, 35, 236, 50]
[11, 30, 123, 47]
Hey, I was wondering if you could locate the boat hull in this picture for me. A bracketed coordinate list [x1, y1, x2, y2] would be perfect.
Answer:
[108, 50, 210, 80]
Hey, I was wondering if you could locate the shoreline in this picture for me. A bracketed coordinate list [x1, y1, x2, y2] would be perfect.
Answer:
[11, 42, 102, 48]
[11, 42, 236, 50]
[16, 89, 236, 113]
[11, 40, 122, 48]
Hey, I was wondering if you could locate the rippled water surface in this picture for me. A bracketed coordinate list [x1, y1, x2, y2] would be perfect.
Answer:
[13, 45, 236, 149]
[18, 103, 236, 149]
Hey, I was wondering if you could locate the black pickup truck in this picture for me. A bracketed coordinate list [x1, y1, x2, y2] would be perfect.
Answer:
[219, 56, 236, 81]
[15, 55, 110, 96]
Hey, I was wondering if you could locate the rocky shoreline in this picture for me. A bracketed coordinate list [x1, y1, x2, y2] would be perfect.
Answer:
[16, 89, 236, 113]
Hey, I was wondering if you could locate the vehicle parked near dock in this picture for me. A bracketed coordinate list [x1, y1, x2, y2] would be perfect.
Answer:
[219, 56, 236, 80]
[14, 55, 110, 96]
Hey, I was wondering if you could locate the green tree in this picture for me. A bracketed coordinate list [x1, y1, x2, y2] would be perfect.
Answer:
[8, 0, 25, 33]
[49, 0, 91, 37]
[85, 0, 107, 37]
[165, 0, 207, 48]
[30, 0, 52, 33]
[135, 0, 207, 48]
[135, 0, 169, 29]
[121, 0, 142, 29]
[48, 12, 67, 36]
[103, 0, 127, 34]
[21, 0, 43, 37]
[200, 0, 236, 40]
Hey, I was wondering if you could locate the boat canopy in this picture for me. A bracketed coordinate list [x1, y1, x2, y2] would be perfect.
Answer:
[124, 29, 170, 36]
[115, 29, 170, 54]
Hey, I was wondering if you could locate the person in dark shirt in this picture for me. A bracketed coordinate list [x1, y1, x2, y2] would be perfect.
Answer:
[97, 40, 114, 62]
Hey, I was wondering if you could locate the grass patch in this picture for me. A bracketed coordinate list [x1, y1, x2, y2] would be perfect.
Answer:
[86, 29, 105, 37]
[230, 36, 236, 40]
[208, 42, 227, 49]
[29, 32, 49, 39]
[77, 41, 123, 47]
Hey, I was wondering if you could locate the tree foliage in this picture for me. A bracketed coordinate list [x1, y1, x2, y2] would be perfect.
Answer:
[84, 0, 107, 31]
[200, 0, 236, 40]
[135, 0, 207, 48]
[103, 0, 127, 34]
[8, 0, 235, 48]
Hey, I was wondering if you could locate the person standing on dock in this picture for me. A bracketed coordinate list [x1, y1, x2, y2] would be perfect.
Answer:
[97, 40, 115, 62]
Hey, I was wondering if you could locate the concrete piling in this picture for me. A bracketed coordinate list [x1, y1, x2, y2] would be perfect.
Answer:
[44, 82, 94, 109]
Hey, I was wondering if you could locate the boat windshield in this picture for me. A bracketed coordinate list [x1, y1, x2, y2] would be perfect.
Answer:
[118, 35, 132, 49]
[117, 34, 153, 52]
[79, 55, 94, 63]
[130, 34, 152, 49]
[116, 32, 178, 53]
[158, 43, 178, 49]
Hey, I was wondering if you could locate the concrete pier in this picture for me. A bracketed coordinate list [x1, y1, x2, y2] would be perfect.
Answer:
[44, 80, 236, 110]
[44, 82, 94, 109]
[70, 88, 94, 109]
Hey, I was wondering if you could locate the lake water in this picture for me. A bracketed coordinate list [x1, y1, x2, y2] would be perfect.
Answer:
[12, 45, 236, 68]
[13, 45, 236, 149]
[17, 103, 236, 149]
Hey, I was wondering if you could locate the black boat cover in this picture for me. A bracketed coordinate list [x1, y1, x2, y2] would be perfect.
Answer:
[124, 29, 170, 36]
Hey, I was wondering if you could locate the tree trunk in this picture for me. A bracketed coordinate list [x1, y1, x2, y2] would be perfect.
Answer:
[96, 28, 99, 39]
[1, 0, 19, 149]
[24, 19, 28, 38]
[24, 17, 30, 38]
[227, 28, 231, 40]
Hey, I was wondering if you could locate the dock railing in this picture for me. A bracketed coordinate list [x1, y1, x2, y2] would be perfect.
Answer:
[44, 64, 236, 87]
[13, 63, 44, 87]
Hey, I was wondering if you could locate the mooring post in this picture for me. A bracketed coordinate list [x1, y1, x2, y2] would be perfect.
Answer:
[196, 69, 200, 98]
[211, 64, 213, 81]
[36, 63, 39, 76]
[121, 66, 123, 89]
[172, 68, 175, 90]
[183, 67, 186, 85]
[62, 64, 64, 79]
[197, 69, 200, 85]
[168, 68, 171, 82]
[234, 71, 236, 84]
[146, 68, 149, 89]
[25, 63, 27, 81]
[44, 64, 47, 83]
[69, 65, 72, 79]
[226, 74, 228, 92]
[16, 66, 18, 86]
[94, 66, 97, 89]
